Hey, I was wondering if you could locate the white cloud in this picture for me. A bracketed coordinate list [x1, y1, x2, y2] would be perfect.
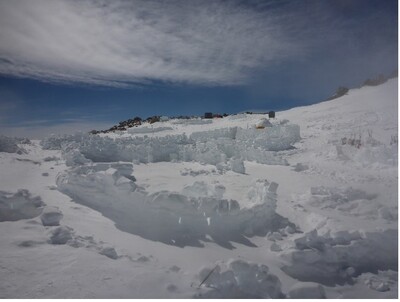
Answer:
[0, 0, 303, 86]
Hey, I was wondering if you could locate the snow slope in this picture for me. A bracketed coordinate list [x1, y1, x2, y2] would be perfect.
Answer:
[0, 79, 397, 298]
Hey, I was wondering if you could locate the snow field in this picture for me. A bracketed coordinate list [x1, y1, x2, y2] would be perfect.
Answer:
[0, 79, 397, 298]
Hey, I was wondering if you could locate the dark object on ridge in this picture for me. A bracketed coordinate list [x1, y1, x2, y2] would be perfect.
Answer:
[268, 111, 275, 118]
[204, 112, 213, 119]
[146, 116, 160, 124]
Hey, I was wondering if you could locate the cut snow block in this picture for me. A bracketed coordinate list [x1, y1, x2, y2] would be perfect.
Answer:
[268, 182, 279, 193]
[49, 226, 73, 244]
[229, 158, 246, 174]
[288, 282, 326, 299]
[197, 260, 283, 298]
[270, 242, 282, 252]
[40, 206, 63, 226]
[99, 247, 118, 260]
[285, 225, 295, 234]
[0, 189, 44, 222]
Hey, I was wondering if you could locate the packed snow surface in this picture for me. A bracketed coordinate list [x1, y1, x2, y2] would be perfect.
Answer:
[0, 79, 397, 298]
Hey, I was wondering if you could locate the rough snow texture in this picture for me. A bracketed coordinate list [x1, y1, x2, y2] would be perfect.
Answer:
[281, 229, 398, 285]
[0, 190, 44, 221]
[307, 186, 397, 221]
[195, 259, 283, 298]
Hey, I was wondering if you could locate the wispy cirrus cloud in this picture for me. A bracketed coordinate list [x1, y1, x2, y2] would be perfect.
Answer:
[0, 0, 306, 87]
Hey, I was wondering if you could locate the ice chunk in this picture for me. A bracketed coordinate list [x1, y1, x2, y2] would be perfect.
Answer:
[99, 247, 118, 259]
[0, 189, 44, 221]
[229, 158, 245, 174]
[63, 149, 91, 167]
[0, 135, 27, 154]
[40, 206, 63, 226]
[294, 163, 309, 172]
[288, 282, 326, 299]
[281, 229, 398, 285]
[195, 260, 282, 298]
[43, 156, 60, 162]
[49, 226, 73, 244]
[255, 118, 272, 128]
[285, 225, 295, 234]
[270, 242, 282, 252]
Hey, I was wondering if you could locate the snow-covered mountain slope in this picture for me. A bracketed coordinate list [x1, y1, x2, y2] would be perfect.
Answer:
[0, 79, 397, 298]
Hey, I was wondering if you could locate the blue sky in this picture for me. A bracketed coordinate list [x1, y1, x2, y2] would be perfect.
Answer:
[0, 0, 397, 138]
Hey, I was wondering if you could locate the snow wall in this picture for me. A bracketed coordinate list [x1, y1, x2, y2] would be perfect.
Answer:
[41, 124, 300, 170]
[56, 162, 283, 247]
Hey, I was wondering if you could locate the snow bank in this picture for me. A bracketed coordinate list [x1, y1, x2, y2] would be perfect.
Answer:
[40, 132, 87, 150]
[236, 125, 300, 151]
[335, 132, 398, 167]
[195, 260, 283, 298]
[56, 164, 281, 247]
[336, 144, 397, 167]
[0, 190, 44, 221]
[171, 119, 212, 125]
[127, 126, 173, 134]
[308, 186, 397, 221]
[190, 127, 237, 141]
[281, 229, 398, 285]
